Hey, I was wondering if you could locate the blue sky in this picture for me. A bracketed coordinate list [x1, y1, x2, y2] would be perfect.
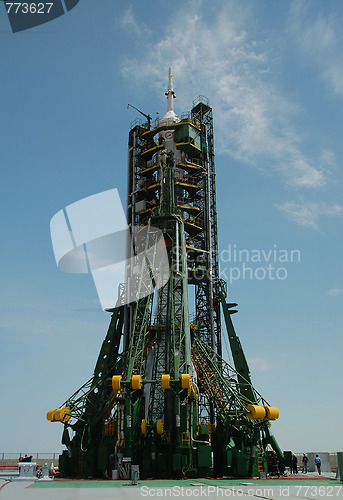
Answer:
[1, 0, 343, 455]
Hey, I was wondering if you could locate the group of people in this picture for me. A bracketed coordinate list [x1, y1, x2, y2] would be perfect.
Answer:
[291, 453, 322, 474]
[270, 452, 322, 476]
[19, 454, 33, 462]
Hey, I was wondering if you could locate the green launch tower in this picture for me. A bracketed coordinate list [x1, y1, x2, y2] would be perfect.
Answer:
[48, 68, 283, 480]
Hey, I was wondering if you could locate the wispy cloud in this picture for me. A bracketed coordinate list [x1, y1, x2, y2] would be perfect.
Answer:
[288, 0, 343, 97]
[248, 357, 271, 372]
[115, 5, 150, 38]
[275, 201, 343, 228]
[118, 1, 329, 189]
[327, 288, 343, 297]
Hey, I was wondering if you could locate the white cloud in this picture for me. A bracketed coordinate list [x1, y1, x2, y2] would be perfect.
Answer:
[275, 201, 343, 228]
[247, 357, 271, 372]
[278, 152, 326, 189]
[288, 0, 343, 97]
[116, 5, 150, 38]
[327, 289, 343, 297]
[118, 1, 329, 189]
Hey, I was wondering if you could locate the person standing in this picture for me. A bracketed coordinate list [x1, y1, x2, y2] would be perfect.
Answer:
[315, 455, 322, 475]
[291, 454, 298, 474]
[270, 451, 280, 477]
[302, 453, 308, 473]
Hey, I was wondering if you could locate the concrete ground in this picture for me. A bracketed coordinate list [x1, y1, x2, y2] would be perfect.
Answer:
[1, 473, 342, 500]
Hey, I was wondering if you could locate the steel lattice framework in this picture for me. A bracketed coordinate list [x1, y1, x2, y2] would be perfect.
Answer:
[48, 70, 284, 480]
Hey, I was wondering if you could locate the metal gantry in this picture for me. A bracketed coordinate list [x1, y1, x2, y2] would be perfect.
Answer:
[47, 68, 284, 479]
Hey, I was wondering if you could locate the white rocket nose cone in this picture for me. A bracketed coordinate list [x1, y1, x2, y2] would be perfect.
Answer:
[160, 67, 180, 125]
[160, 110, 179, 125]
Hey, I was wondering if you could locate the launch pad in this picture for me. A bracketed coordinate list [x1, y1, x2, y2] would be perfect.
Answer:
[47, 69, 283, 480]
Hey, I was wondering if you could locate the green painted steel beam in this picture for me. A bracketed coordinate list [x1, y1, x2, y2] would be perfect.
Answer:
[215, 279, 257, 403]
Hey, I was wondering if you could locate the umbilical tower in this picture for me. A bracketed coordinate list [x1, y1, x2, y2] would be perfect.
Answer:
[47, 68, 283, 479]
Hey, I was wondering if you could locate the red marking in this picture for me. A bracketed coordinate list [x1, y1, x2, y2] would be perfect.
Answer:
[0, 480, 12, 491]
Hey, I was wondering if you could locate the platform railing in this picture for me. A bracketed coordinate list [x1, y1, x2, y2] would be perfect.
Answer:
[1, 452, 61, 467]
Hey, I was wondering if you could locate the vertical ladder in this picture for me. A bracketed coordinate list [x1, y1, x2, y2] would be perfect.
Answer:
[257, 446, 264, 472]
